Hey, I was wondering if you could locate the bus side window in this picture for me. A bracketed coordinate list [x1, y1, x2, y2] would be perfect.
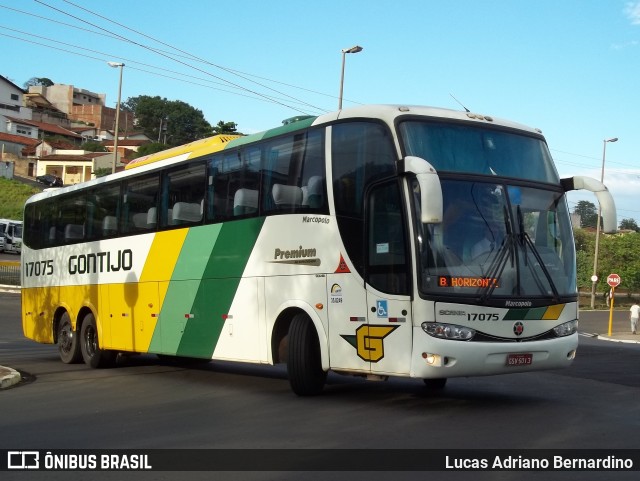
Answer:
[161, 162, 206, 228]
[262, 129, 326, 215]
[54, 191, 88, 245]
[91, 184, 121, 239]
[302, 176, 324, 209]
[209, 151, 244, 221]
[124, 174, 159, 233]
[272, 184, 303, 210]
[233, 188, 259, 216]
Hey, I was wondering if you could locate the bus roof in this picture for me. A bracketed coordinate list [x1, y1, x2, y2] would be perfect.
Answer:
[124, 134, 243, 170]
[125, 116, 322, 172]
[125, 105, 542, 172]
[25, 105, 545, 205]
[316, 104, 544, 136]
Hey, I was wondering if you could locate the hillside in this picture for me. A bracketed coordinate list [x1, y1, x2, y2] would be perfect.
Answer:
[0, 178, 41, 220]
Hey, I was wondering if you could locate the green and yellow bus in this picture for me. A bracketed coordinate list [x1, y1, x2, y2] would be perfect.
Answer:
[21, 105, 616, 395]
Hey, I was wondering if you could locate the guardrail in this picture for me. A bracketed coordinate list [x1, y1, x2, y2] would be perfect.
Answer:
[0, 260, 20, 286]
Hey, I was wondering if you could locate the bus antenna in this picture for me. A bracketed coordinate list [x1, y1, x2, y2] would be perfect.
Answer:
[450, 93, 470, 112]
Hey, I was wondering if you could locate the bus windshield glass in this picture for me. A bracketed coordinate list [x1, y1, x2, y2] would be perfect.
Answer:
[412, 178, 576, 302]
[400, 120, 559, 182]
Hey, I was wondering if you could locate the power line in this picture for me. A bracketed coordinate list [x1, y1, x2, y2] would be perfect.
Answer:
[0, 30, 324, 112]
[551, 148, 639, 170]
[60, 0, 330, 112]
[32, 0, 328, 114]
[0, 2, 359, 114]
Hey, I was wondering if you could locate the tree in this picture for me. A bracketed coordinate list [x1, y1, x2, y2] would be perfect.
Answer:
[93, 168, 111, 178]
[619, 218, 639, 232]
[598, 232, 640, 297]
[23, 77, 54, 89]
[122, 95, 213, 147]
[134, 142, 169, 158]
[213, 121, 239, 135]
[574, 200, 598, 228]
[80, 141, 107, 152]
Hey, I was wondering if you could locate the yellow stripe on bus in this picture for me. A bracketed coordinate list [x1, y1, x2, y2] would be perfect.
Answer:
[542, 304, 565, 320]
[140, 229, 189, 283]
[122, 229, 190, 352]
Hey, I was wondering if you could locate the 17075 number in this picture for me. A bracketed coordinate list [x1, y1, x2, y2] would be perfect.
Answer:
[24, 260, 54, 277]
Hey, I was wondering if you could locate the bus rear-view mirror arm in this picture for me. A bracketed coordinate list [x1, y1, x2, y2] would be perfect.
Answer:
[401, 156, 443, 224]
[561, 176, 617, 233]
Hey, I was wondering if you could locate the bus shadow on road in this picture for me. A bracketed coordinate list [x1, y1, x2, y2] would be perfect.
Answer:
[114, 352, 548, 408]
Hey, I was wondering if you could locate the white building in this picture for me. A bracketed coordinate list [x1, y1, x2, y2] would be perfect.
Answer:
[0, 75, 32, 133]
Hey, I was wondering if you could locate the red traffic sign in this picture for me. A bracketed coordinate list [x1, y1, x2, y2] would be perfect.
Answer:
[607, 273, 621, 288]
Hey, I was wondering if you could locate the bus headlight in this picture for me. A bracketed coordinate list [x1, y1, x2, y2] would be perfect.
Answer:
[422, 322, 475, 341]
[553, 319, 578, 337]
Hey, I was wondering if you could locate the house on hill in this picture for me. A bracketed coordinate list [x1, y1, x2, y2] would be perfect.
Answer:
[37, 151, 113, 185]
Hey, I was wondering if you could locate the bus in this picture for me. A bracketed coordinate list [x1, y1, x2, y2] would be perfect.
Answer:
[1, 219, 23, 254]
[21, 105, 616, 395]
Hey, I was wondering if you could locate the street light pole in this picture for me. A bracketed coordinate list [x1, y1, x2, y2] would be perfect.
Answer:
[108, 62, 125, 174]
[338, 45, 363, 110]
[590, 137, 618, 309]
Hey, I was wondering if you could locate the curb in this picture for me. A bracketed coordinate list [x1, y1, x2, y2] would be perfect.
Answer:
[0, 366, 21, 389]
[596, 335, 640, 344]
[0, 284, 20, 294]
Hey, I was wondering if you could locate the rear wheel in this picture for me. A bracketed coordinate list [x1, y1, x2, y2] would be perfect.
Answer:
[57, 312, 81, 364]
[80, 313, 117, 368]
[287, 313, 327, 396]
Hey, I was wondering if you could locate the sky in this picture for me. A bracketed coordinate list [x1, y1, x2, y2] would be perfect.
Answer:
[1, 0, 639, 224]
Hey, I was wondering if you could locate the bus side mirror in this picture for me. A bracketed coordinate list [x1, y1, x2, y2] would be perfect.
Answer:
[401, 156, 443, 224]
[561, 175, 617, 233]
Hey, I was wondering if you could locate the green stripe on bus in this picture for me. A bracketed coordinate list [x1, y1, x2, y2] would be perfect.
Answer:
[176, 218, 265, 358]
[225, 117, 317, 150]
[148, 225, 222, 354]
[503, 307, 549, 321]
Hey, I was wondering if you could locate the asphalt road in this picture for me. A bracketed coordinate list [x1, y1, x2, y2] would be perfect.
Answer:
[1, 292, 639, 481]
[0, 252, 20, 262]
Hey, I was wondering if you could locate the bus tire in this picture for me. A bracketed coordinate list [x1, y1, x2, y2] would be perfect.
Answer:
[80, 313, 117, 368]
[423, 378, 447, 389]
[57, 312, 81, 364]
[287, 312, 327, 396]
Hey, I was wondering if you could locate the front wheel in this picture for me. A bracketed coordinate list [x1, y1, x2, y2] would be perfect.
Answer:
[80, 313, 117, 368]
[287, 313, 327, 396]
[57, 312, 81, 364]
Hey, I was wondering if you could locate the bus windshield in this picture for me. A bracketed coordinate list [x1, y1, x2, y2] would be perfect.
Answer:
[412, 178, 576, 303]
[399, 120, 559, 183]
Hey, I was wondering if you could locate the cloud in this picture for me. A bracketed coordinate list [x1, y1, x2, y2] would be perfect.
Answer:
[611, 40, 639, 50]
[625, 1, 640, 25]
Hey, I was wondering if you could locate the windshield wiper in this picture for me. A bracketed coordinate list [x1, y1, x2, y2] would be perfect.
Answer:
[516, 206, 560, 301]
[521, 231, 561, 301]
[479, 205, 561, 303]
[479, 232, 516, 304]
[479, 205, 518, 304]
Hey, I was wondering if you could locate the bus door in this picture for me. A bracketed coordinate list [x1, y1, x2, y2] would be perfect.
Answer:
[327, 271, 370, 373]
[363, 180, 412, 376]
[327, 180, 413, 376]
[364, 290, 412, 376]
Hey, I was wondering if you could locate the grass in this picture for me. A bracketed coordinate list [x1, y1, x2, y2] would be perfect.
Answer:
[0, 178, 41, 220]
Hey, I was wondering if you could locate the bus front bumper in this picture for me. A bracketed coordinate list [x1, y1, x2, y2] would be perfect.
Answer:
[410, 328, 578, 379]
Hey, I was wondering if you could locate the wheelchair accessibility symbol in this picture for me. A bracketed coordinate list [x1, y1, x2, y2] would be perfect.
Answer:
[376, 300, 388, 318]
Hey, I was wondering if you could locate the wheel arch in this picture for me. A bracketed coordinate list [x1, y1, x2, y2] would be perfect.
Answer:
[77, 305, 94, 328]
[52, 306, 68, 344]
[52, 303, 99, 344]
[270, 302, 329, 370]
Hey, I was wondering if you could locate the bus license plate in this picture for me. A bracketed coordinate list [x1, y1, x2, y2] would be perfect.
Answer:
[506, 353, 533, 366]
